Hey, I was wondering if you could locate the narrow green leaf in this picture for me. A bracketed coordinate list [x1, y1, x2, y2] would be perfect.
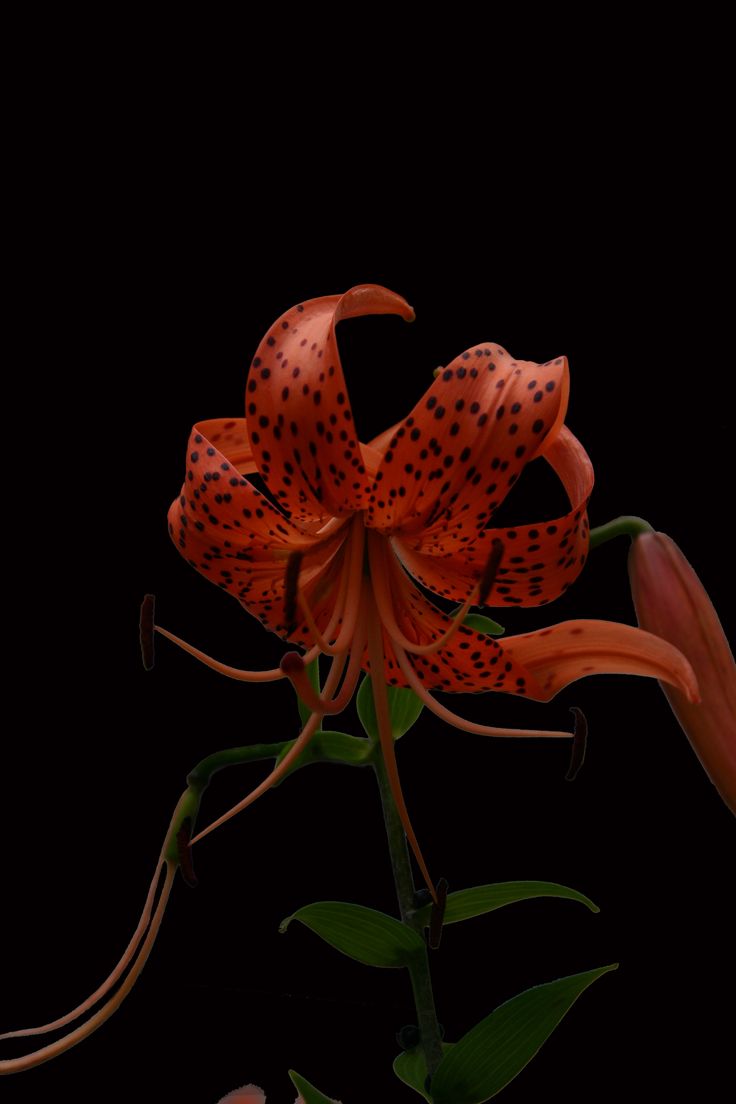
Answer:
[296, 657, 322, 725]
[431, 963, 618, 1103]
[288, 1069, 340, 1104]
[462, 613, 505, 635]
[279, 901, 425, 968]
[356, 675, 424, 741]
[413, 881, 599, 929]
[393, 1043, 456, 1101]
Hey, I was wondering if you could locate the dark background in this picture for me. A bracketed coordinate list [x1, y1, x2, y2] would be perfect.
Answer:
[3, 105, 733, 1101]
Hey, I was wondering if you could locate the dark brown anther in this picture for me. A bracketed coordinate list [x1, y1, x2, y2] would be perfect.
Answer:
[176, 817, 198, 888]
[280, 650, 305, 677]
[140, 594, 155, 671]
[428, 876, 448, 950]
[565, 706, 588, 781]
[283, 550, 303, 632]
[477, 539, 504, 606]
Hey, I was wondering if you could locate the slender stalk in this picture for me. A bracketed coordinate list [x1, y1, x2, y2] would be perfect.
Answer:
[589, 515, 653, 549]
[373, 749, 445, 1079]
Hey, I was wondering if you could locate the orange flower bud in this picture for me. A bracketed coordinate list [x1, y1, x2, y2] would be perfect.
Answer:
[628, 531, 736, 814]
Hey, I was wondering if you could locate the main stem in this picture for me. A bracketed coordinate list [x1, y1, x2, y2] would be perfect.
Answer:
[373, 749, 445, 1078]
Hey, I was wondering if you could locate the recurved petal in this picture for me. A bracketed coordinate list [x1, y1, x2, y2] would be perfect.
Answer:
[192, 417, 260, 474]
[245, 285, 415, 525]
[374, 551, 545, 694]
[500, 619, 700, 703]
[377, 547, 698, 701]
[168, 422, 347, 641]
[365, 343, 569, 542]
[394, 426, 594, 607]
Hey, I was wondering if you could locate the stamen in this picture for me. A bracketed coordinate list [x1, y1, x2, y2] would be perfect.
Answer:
[283, 550, 304, 631]
[565, 707, 588, 781]
[188, 645, 351, 847]
[370, 534, 500, 659]
[297, 516, 366, 656]
[153, 625, 298, 682]
[176, 818, 198, 887]
[477, 539, 504, 606]
[395, 644, 574, 739]
[366, 589, 437, 902]
[140, 594, 155, 670]
[428, 877, 449, 950]
[280, 620, 367, 716]
[0, 863, 175, 1073]
[188, 712, 322, 847]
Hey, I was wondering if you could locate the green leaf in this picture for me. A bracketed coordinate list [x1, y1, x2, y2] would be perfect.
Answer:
[430, 963, 618, 1103]
[289, 1069, 339, 1104]
[356, 675, 424, 741]
[413, 881, 599, 929]
[279, 901, 425, 968]
[273, 730, 372, 780]
[462, 613, 505, 635]
[393, 1043, 456, 1101]
[296, 657, 322, 725]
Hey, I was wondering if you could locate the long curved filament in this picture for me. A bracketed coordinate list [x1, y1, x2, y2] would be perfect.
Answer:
[365, 586, 437, 902]
[0, 863, 175, 1074]
[369, 532, 500, 658]
[394, 644, 573, 739]
[188, 641, 352, 848]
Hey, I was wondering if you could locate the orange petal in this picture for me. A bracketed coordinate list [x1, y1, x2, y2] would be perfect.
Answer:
[365, 344, 569, 542]
[375, 554, 541, 694]
[501, 619, 700, 703]
[168, 422, 346, 643]
[395, 426, 593, 607]
[376, 548, 698, 703]
[245, 285, 414, 524]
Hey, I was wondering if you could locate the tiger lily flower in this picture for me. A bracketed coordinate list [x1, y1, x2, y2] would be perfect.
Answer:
[156, 284, 698, 894]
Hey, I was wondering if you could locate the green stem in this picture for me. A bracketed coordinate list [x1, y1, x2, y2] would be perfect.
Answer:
[165, 742, 292, 863]
[589, 515, 653, 550]
[373, 748, 445, 1080]
[186, 742, 292, 793]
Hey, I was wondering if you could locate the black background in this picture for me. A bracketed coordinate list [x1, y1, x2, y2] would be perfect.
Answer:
[2, 104, 733, 1102]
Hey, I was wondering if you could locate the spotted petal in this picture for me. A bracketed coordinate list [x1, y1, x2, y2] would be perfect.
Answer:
[365, 343, 569, 543]
[245, 284, 415, 526]
[501, 619, 700, 703]
[377, 549, 699, 703]
[394, 427, 594, 607]
[168, 422, 347, 642]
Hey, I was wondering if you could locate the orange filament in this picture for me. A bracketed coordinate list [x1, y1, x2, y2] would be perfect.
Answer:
[394, 643, 574, 740]
[188, 644, 351, 847]
[0, 862, 175, 1074]
[369, 532, 495, 658]
[365, 587, 437, 903]
[153, 625, 295, 682]
[0, 857, 164, 1044]
[296, 515, 365, 656]
[153, 522, 365, 681]
[280, 617, 367, 715]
